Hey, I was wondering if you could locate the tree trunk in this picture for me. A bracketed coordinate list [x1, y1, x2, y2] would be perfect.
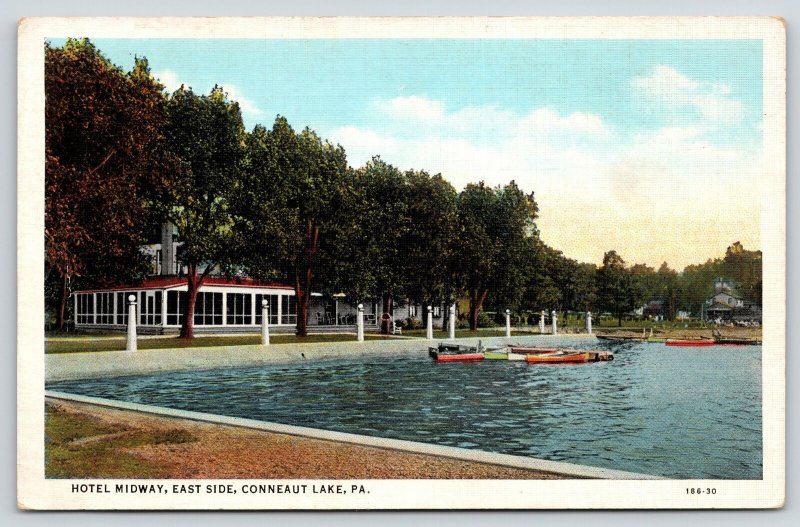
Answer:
[180, 264, 200, 339]
[56, 272, 68, 331]
[295, 219, 319, 338]
[469, 289, 489, 331]
[617, 310, 623, 327]
[381, 294, 394, 335]
[441, 302, 448, 331]
[295, 286, 309, 337]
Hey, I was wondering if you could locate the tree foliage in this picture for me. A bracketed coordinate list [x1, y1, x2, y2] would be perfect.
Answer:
[45, 38, 169, 328]
[597, 250, 640, 326]
[161, 86, 247, 338]
[454, 182, 538, 330]
[235, 116, 349, 336]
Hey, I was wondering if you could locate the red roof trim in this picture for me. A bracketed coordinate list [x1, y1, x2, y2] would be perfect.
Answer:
[76, 276, 294, 294]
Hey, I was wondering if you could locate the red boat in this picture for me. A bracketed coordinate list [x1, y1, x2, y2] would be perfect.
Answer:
[509, 346, 560, 354]
[665, 339, 715, 347]
[526, 352, 591, 364]
[434, 352, 485, 363]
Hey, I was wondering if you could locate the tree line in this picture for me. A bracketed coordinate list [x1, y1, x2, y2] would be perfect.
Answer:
[45, 39, 763, 337]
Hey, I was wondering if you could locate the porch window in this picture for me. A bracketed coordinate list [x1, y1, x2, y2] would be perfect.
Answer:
[255, 294, 279, 325]
[226, 293, 252, 325]
[281, 295, 297, 325]
[166, 291, 187, 326]
[194, 292, 223, 326]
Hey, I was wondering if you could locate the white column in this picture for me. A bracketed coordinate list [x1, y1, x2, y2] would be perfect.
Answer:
[161, 291, 168, 329]
[126, 295, 137, 352]
[261, 299, 270, 346]
[426, 306, 433, 340]
[551, 310, 558, 335]
[221, 292, 228, 326]
[448, 304, 456, 340]
[505, 309, 511, 338]
[586, 311, 593, 334]
[539, 310, 546, 334]
[357, 304, 364, 342]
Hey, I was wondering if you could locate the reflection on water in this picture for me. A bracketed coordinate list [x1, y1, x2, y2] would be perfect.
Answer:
[48, 338, 762, 479]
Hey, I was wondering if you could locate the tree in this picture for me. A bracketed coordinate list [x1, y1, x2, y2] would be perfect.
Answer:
[161, 86, 246, 338]
[454, 182, 538, 331]
[597, 250, 639, 326]
[656, 262, 680, 320]
[45, 39, 169, 329]
[235, 117, 349, 337]
[401, 170, 460, 318]
[722, 241, 762, 304]
[339, 163, 461, 332]
[359, 158, 411, 332]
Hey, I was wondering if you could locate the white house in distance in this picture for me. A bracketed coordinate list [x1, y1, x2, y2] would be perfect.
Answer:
[703, 277, 761, 323]
[73, 223, 426, 334]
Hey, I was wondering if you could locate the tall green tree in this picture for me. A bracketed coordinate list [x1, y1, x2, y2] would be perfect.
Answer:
[402, 170, 460, 315]
[656, 262, 680, 320]
[722, 241, 762, 304]
[455, 182, 538, 331]
[235, 117, 349, 337]
[597, 250, 639, 326]
[353, 157, 413, 333]
[161, 86, 246, 338]
[45, 38, 169, 329]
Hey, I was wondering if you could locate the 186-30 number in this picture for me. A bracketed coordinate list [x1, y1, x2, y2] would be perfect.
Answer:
[686, 488, 717, 495]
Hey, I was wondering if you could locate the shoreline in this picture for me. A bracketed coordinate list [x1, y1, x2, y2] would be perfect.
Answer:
[45, 334, 599, 382]
[44, 330, 761, 382]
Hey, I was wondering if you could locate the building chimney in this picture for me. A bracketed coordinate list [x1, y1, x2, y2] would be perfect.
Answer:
[160, 222, 176, 275]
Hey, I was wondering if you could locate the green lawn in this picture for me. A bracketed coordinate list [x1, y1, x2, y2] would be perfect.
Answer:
[45, 403, 195, 478]
[402, 329, 534, 339]
[45, 333, 392, 354]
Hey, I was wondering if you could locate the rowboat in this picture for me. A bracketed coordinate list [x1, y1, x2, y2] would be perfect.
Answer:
[595, 334, 646, 342]
[484, 350, 546, 361]
[429, 341, 499, 362]
[526, 351, 591, 364]
[509, 346, 560, 354]
[434, 352, 484, 362]
[525, 350, 614, 364]
[665, 338, 715, 347]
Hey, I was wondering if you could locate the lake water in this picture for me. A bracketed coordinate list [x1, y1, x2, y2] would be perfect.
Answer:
[47, 338, 762, 479]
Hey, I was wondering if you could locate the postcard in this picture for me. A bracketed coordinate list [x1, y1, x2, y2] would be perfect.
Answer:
[17, 16, 785, 510]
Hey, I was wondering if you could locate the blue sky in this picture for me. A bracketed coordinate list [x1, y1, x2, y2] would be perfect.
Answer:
[49, 38, 764, 269]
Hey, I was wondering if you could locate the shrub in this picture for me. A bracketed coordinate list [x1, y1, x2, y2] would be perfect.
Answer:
[401, 317, 422, 330]
[477, 311, 498, 328]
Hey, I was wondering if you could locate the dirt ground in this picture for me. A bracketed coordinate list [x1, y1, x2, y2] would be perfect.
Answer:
[46, 398, 571, 480]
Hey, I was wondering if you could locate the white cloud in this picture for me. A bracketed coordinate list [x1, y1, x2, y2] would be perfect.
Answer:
[631, 65, 743, 125]
[375, 95, 445, 123]
[327, 93, 761, 269]
[220, 85, 263, 116]
[153, 69, 183, 93]
[153, 73, 263, 117]
[329, 98, 612, 197]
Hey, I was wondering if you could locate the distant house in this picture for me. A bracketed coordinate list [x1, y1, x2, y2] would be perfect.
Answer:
[703, 277, 761, 323]
[642, 299, 666, 320]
